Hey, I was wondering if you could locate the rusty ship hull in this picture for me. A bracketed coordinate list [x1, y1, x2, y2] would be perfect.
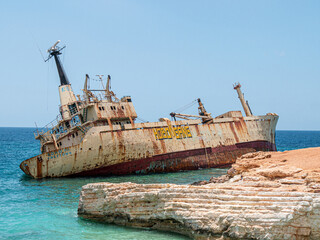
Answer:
[20, 114, 278, 179]
[20, 41, 279, 179]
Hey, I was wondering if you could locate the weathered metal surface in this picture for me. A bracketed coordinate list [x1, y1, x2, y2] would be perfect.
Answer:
[20, 41, 279, 179]
[20, 114, 278, 178]
[70, 141, 273, 177]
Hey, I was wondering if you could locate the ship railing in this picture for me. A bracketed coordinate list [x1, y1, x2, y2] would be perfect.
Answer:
[34, 114, 63, 139]
[80, 92, 106, 104]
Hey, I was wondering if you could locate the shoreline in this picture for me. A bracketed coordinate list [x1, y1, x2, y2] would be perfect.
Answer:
[78, 147, 320, 239]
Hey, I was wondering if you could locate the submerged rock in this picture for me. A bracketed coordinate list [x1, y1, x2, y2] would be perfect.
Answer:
[78, 147, 320, 239]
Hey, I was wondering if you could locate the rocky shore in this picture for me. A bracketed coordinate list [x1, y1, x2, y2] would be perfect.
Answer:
[78, 148, 320, 239]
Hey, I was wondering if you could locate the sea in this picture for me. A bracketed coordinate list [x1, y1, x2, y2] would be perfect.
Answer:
[1, 128, 320, 240]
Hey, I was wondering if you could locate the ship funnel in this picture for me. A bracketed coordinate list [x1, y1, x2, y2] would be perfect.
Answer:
[233, 83, 253, 117]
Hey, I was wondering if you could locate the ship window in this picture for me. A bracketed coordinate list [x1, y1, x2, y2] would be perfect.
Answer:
[76, 132, 78, 136]
[110, 106, 113, 110]
[68, 103, 78, 115]
[65, 121, 70, 128]
[72, 134, 75, 138]
[121, 106, 124, 110]
[99, 107, 102, 110]
[102, 106, 105, 110]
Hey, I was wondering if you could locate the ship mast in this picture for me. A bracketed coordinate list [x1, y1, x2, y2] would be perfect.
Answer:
[46, 40, 77, 120]
[233, 83, 253, 117]
[105, 75, 112, 102]
[47, 40, 69, 86]
[170, 98, 213, 123]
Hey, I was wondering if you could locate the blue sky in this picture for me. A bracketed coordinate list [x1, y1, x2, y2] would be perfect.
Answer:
[0, 0, 319, 129]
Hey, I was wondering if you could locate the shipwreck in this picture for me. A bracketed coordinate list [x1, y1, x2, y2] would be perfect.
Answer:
[20, 41, 278, 178]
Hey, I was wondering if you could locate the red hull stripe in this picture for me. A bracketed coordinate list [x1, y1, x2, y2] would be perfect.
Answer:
[70, 140, 275, 177]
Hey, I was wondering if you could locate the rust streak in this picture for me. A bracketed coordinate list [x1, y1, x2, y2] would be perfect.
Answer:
[194, 125, 205, 148]
[96, 103, 102, 118]
[36, 157, 43, 178]
[229, 122, 239, 143]
[159, 140, 167, 153]
[148, 128, 161, 155]
[239, 118, 249, 135]
[107, 118, 113, 130]
[116, 107, 126, 118]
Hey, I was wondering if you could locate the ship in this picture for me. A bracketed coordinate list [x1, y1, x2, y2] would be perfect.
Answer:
[20, 41, 279, 179]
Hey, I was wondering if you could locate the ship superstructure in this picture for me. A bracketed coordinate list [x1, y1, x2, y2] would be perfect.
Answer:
[36, 41, 137, 154]
[20, 41, 278, 178]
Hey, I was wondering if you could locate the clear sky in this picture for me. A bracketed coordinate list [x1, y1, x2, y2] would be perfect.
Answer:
[0, 0, 319, 130]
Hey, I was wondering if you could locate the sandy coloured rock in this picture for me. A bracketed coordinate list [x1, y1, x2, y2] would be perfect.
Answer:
[78, 147, 320, 239]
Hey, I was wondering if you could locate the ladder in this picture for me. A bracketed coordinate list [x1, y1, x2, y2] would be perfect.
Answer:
[77, 125, 87, 134]
[82, 108, 88, 122]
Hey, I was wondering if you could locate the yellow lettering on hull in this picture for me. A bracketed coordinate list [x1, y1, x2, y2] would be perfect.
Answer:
[153, 126, 192, 140]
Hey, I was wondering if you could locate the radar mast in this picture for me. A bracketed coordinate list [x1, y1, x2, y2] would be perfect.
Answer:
[46, 40, 69, 86]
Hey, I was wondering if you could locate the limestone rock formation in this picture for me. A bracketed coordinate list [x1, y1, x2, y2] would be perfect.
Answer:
[78, 147, 320, 239]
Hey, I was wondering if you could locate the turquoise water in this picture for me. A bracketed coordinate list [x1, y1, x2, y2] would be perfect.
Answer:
[1, 128, 320, 239]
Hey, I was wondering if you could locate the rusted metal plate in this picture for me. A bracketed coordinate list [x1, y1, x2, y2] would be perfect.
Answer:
[20, 115, 278, 179]
[69, 140, 273, 177]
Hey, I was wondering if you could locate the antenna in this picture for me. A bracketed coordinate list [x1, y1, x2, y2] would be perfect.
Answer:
[45, 40, 69, 85]
[48, 40, 60, 53]
[45, 40, 66, 62]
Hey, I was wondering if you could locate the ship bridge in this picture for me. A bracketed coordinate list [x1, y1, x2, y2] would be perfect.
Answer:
[34, 41, 137, 153]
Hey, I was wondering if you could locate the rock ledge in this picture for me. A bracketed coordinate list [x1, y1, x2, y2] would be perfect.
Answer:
[78, 148, 320, 239]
